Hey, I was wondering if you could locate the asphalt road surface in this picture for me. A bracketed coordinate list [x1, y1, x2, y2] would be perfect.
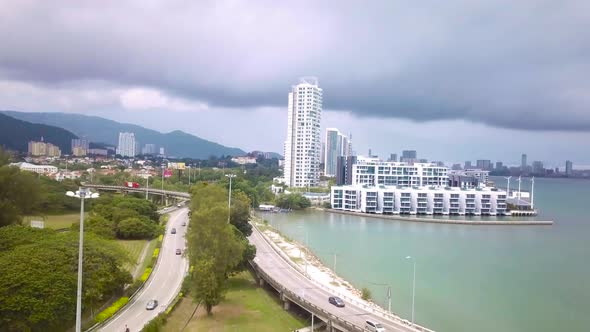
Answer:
[250, 228, 422, 332]
[100, 207, 189, 332]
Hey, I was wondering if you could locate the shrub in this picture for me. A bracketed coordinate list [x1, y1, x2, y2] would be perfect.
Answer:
[361, 287, 372, 301]
[153, 248, 160, 258]
[94, 297, 129, 323]
[141, 312, 167, 332]
[125, 280, 144, 297]
[140, 268, 153, 282]
[117, 217, 159, 239]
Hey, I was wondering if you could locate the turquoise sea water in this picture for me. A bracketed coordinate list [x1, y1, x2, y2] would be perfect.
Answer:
[258, 177, 590, 332]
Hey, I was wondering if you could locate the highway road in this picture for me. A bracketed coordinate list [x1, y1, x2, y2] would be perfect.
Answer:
[99, 207, 189, 332]
[250, 228, 422, 332]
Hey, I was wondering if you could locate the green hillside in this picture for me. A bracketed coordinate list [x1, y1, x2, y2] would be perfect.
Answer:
[1, 111, 245, 159]
[0, 113, 77, 153]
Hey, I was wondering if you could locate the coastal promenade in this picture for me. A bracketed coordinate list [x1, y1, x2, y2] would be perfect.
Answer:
[250, 225, 434, 332]
[321, 208, 554, 226]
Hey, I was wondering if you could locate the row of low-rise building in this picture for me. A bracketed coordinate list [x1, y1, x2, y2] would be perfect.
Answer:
[331, 185, 508, 216]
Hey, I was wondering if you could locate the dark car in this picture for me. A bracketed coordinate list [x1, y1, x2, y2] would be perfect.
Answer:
[176, 249, 182, 255]
[328, 296, 345, 307]
[171, 228, 177, 234]
[146, 299, 158, 310]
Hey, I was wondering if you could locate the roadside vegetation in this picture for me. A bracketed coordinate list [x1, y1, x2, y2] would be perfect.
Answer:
[0, 148, 167, 329]
[0, 226, 131, 331]
[186, 183, 256, 314]
[163, 271, 306, 332]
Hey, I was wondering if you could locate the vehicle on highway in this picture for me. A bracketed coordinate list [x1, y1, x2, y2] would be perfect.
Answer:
[328, 296, 345, 307]
[365, 319, 386, 332]
[177, 203, 182, 207]
[176, 249, 182, 255]
[182, 221, 186, 226]
[171, 228, 177, 234]
[146, 299, 158, 310]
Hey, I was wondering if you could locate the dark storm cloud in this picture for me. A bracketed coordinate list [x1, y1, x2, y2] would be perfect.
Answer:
[1, 0, 589, 131]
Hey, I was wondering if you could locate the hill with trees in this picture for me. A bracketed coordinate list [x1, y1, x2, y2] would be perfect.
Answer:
[0, 113, 78, 153]
[1, 110, 245, 158]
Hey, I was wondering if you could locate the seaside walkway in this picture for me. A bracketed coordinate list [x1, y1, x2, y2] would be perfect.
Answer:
[249, 225, 435, 332]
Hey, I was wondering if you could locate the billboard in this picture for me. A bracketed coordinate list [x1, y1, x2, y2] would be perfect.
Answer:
[164, 169, 173, 178]
[167, 162, 186, 170]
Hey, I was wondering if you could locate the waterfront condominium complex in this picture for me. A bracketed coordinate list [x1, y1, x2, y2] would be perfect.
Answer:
[351, 157, 448, 187]
[324, 128, 350, 177]
[283, 77, 323, 187]
[331, 185, 507, 216]
[116, 132, 136, 157]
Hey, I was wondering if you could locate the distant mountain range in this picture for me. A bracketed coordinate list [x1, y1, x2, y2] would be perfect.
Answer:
[1, 111, 246, 159]
[0, 113, 78, 153]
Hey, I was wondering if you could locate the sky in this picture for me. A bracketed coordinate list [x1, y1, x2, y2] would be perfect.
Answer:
[0, 0, 589, 167]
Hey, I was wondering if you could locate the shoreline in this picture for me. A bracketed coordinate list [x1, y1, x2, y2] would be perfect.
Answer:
[251, 215, 428, 331]
[318, 208, 554, 226]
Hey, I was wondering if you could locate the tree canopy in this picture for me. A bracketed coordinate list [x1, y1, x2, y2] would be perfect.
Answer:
[187, 183, 255, 314]
[0, 226, 131, 331]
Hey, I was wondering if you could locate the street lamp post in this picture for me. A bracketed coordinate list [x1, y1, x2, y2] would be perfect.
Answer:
[226, 174, 236, 223]
[146, 175, 150, 200]
[406, 256, 416, 324]
[66, 188, 99, 332]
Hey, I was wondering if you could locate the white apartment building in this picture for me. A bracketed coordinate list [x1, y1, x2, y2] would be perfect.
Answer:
[331, 185, 508, 216]
[352, 157, 448, 187]
[283, 77, 323, 187]
[116, 132, 136, 157]
[10, 162, 58, 174]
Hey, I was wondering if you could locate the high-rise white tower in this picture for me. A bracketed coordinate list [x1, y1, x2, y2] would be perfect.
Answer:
[116, 132, 136, 157]
[284, 77, 323, 187]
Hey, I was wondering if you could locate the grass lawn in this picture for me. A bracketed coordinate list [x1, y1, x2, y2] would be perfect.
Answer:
[164, 271, 307, 332]
[23, 213, 86, 230]
[116, 239, 150, 274]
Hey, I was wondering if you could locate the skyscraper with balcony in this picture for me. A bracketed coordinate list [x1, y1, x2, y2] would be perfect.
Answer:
[116, 132, 136, 157]
[284, 77, 323, 187]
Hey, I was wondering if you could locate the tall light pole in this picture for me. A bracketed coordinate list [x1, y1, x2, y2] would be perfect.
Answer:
[66, 188, 99, 332]
[188, 165, 191, 186]
[504, 176, 512, 197]
[145, 175, 150, 200]
[517, 176, 522, 200]
[530, 176, 535, 209]
[226, 174, 236, 223]
[406, 256, 416, 324]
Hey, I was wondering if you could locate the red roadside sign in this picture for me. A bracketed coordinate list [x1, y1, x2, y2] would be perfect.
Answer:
[164, 169, 173, 178]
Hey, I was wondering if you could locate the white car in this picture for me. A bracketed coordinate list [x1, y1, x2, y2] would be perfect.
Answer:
[146, 299, 158, 310]
[365, 320, 386, 332]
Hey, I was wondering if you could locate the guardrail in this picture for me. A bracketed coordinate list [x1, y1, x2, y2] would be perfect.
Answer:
[251, 223, 435, 332]
[83, 184, 191, 199]
[85, 207, 183, 331]
[250, 260, 365, 332]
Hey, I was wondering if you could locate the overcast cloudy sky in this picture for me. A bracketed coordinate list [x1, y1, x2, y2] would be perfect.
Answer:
[1, 1, 589, 167]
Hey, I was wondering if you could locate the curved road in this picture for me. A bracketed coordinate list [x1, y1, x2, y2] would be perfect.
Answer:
[250, 228, 422, 332]
[100, 207, 189, 332]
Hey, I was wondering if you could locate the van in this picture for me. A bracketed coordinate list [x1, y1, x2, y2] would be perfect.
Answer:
[365, 320, 385, 332]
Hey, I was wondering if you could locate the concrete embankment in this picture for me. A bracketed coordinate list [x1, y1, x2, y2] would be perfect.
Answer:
[320, 208, 554, 226]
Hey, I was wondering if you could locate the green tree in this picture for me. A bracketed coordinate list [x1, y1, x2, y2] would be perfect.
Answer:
[85, 215, 117, 239]
[0, 165, 41, 227]
[0, 147, 10, 166]
[117, 217, 160, 239]
[188, 187, 247, 315]
[230, 191, 253, 237]
[0, 227, 131, 331]
[275, 193, 311, 210]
